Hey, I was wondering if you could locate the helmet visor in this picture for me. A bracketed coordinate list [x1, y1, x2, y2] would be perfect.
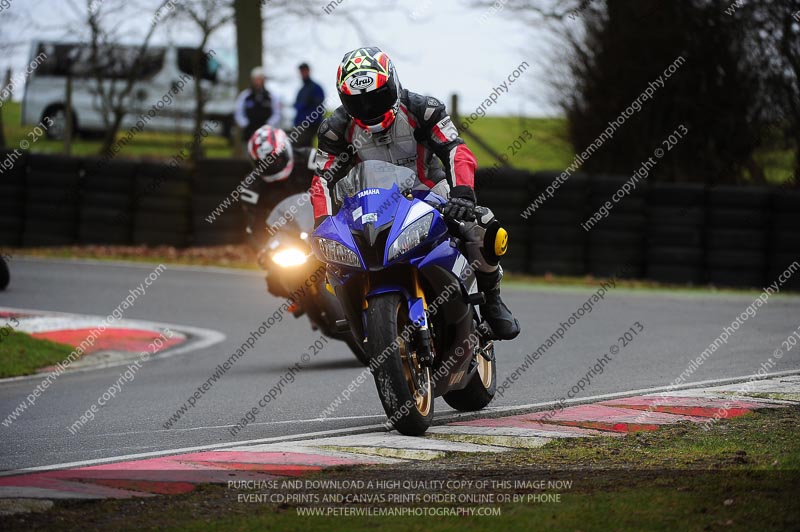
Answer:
[259, 149, 291, 176]
[340, 80, 398, 124]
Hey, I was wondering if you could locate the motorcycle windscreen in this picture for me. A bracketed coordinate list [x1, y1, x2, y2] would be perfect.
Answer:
[266, 193, 315, 234]
[335, 161, 419, 232]
[333, 160, 418, 206]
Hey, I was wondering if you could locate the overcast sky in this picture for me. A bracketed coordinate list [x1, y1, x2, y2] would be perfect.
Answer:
[1, 0, 561, 118]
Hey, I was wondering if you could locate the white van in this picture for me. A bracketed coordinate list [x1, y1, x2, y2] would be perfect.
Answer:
[22, 41, 238, 140]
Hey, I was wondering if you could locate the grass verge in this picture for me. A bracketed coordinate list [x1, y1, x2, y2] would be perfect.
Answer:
[0, 330, 74, 378]
[1, 407, 798, 531]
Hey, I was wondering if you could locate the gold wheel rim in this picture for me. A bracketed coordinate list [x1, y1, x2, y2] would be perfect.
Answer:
[477, 348, 493, 389]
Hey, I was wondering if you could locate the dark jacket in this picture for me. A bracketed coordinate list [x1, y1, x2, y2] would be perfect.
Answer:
[294, 79, 325, 127]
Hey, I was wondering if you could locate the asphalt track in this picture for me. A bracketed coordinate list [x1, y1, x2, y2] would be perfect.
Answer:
[1, 257, 798, 471]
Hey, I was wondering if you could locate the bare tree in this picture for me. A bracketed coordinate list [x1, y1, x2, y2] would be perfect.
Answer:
[70, 0, 170, 154]
[466, 0, 582, 22]
[170, 0, 234, 162]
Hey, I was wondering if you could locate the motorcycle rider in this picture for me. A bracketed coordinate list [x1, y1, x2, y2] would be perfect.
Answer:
[242, 125, 316, 300]
[310, 47, 520, 341]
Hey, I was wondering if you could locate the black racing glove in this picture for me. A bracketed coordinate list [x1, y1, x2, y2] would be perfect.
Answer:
[442, 185, 476, 223]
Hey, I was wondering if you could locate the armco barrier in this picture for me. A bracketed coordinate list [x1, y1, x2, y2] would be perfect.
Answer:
[1, 150, 797, 289]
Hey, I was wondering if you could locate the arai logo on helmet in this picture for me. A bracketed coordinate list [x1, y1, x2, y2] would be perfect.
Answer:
[348, 74, 374, 91]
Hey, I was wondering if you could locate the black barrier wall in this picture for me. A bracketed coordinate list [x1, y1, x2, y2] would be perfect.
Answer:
[1, 151, 798, 289]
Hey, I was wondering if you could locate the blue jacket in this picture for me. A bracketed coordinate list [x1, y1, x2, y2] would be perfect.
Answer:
[294, 79, 325, 126]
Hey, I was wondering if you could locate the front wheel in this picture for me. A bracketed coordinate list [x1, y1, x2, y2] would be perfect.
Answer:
[443, 342, 496, 411]
[366, 293, 433, 435]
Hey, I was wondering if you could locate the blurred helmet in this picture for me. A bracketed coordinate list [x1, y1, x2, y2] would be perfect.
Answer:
[336, 47, 400, 133]
[247, 125, 294, 183]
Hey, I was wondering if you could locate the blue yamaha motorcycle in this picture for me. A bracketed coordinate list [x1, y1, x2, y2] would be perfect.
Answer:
[311, 161, 496, 435]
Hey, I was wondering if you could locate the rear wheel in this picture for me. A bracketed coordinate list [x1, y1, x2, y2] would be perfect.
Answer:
[366, 293, 433, 435]
[443, 341, 496, 411]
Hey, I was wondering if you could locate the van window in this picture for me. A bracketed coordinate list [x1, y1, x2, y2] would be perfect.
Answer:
[177, 47, 218, 82]
[34, 42, 165, 80]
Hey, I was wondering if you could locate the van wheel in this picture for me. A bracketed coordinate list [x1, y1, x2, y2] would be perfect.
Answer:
[43, 106, 77, 140]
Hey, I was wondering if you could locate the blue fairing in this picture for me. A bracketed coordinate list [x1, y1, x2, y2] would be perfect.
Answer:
[312, 184, 450, 270]
[417, 240, 461, 272]
[343, 184, 403, 233]
[311, 215, 364, 270]
[410, 189, 448, 208]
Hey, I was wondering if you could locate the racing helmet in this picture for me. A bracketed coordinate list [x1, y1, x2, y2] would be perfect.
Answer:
[247, 125, 294, 183]
[336, 47, 400, 133]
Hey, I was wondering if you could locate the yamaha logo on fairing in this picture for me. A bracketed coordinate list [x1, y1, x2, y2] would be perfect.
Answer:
[348, 75, 374, 91]
[357, 189, 380, 198]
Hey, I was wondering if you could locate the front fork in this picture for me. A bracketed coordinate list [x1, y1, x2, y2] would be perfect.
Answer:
[409, 270, 434, 367]
[358, 268, 435, 368]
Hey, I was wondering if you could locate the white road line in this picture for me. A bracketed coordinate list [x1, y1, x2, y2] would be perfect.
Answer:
[3, 369, 798, 477]
[90, 414, 387, 437]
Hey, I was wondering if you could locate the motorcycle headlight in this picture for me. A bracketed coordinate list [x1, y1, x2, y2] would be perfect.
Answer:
[272, 247, 308, 268]
[316, 238, 362, 268]
[387, 213, 433, 262]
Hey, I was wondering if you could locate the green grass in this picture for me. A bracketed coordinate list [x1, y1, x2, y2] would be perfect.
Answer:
[489, 409, 800, 471]
[0, 330, 75, 378]
[461, 115, 575, 173]
[4, 408, 798, 531]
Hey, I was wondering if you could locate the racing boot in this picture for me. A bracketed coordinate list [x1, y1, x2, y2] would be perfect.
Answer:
[476, 268, 520, 341]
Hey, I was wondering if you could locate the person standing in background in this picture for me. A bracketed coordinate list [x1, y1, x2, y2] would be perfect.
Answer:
[235, 67, 282, 150]
[292, 62, 325, 147]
